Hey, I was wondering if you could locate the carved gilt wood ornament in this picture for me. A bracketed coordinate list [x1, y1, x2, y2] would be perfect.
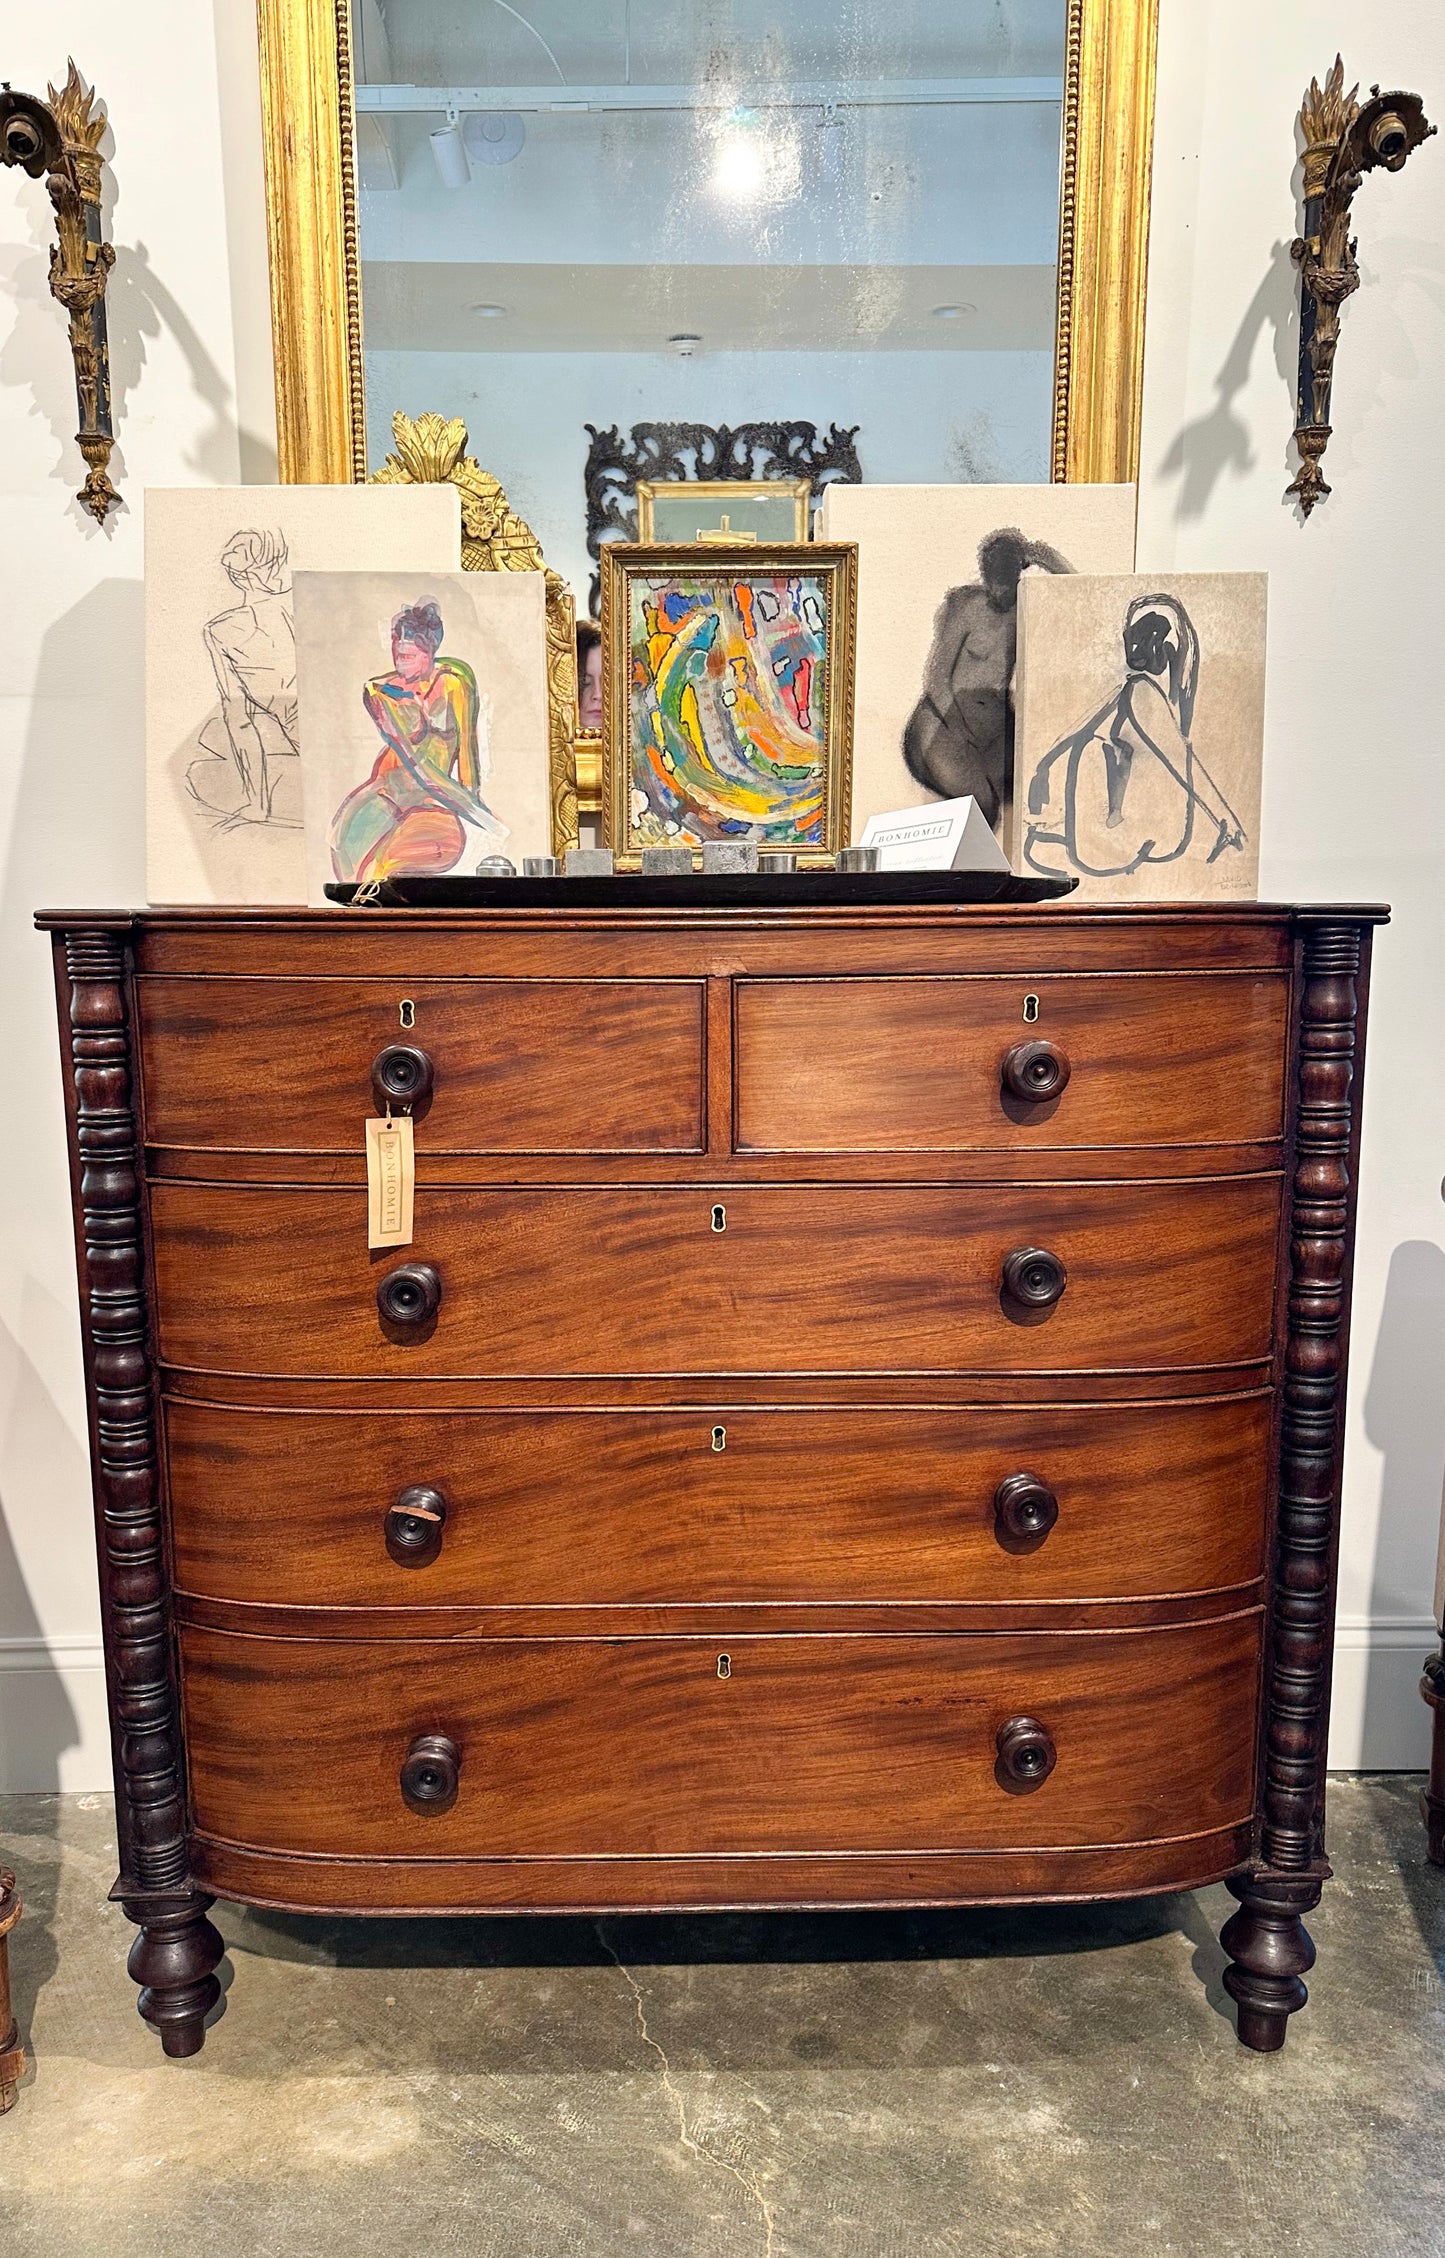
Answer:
[372, 410, 581, 856]
[1289, 60, 1435, 516]
[0, 62, 118, 522]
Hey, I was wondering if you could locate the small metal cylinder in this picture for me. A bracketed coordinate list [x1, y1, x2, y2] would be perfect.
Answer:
[757, 851, 798, 873]
[837, 845, 880, 873]
[522, 855, 559, 877]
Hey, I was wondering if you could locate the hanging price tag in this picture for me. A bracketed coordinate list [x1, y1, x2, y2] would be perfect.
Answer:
[365, 1113, 415, 1249]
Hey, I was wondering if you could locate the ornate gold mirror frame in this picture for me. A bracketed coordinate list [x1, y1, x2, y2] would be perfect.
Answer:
[255, 0, 1158, 834]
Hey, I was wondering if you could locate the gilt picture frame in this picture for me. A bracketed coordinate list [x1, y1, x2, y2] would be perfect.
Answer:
[636, 478, 813, 546]
[601, 543, 856, 866]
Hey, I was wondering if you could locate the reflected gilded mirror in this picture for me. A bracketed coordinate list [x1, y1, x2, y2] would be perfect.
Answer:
[256, 0, 1157, 815]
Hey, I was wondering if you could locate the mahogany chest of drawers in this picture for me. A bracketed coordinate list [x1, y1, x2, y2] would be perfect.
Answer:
[39, 899, 1383, 2057]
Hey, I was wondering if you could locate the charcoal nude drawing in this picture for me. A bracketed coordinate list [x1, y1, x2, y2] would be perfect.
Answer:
[1021, 593, 1246, 880]
[902, 528, 1073, 829]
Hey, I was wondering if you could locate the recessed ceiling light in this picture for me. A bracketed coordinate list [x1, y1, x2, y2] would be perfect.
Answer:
[668, 333, 702, 358]
[471, 303, 508, 318]
[932, 302, 976, 320]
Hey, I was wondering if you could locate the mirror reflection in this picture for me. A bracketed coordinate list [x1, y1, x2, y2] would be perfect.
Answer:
[355, 1, 1068, 603]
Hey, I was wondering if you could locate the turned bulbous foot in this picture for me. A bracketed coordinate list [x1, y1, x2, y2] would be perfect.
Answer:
[1220, 1873, 1322, 2051]
[123, 1895, 224, 2059]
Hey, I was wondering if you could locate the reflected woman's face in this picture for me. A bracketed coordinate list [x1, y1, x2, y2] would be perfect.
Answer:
[392, 623, 436, 684]
[579, 643, 604, 729]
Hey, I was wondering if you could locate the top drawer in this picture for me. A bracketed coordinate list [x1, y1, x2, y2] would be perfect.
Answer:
[734, 973, 1288, 1152]
[137, 978, 706, 1155]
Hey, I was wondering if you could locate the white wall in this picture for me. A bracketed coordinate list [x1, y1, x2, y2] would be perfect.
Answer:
[1136, 0, 1445, 1766]
[0, 0, 1440, 1786]
[0, 0, 276, 1788]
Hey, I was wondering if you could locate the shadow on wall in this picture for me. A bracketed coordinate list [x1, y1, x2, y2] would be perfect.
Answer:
[1362, 1236, 1445, 1672]
[0, 572, 145, 1794]
[1154, 238, 1299, 524]
[0, 1300, 83, 1794]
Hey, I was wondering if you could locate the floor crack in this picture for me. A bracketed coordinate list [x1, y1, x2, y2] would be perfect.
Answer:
[596, 1921, 778, 2258]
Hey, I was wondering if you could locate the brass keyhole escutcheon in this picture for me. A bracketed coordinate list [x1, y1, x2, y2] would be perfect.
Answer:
[399, 998, 416, 1029]
[711, 1425, 726, 1452]
[1023, 993, 1040, 1023]
[717, 1654, 731, 1679]
[711, 1204, 726, 1233]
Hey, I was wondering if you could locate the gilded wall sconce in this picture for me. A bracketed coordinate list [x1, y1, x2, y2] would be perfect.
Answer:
[0, 61, 118, 523]
[1289, 59, 1435, 516]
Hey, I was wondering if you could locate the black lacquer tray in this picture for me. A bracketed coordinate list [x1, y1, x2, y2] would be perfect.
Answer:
[325, 870, 1077, 910]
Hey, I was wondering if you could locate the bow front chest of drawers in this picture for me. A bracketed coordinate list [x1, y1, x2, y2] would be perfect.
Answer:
[39, 899, 1383, 2057]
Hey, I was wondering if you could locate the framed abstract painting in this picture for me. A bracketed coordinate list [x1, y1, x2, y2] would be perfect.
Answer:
[600, 543, 856, 864]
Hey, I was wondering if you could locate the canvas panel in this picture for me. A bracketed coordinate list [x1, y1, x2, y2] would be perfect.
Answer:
[816, 482, 1136, 846]
[1013, 571, 1267, 903]
[145, 485, 461, 905]
[623, 565, 835, 850]
[294, 568, 551, 905]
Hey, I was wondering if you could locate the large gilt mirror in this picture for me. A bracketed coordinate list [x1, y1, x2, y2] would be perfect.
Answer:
[256, 0, 1157, 819]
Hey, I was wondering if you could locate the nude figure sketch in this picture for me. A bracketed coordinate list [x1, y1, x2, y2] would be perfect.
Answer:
[185, 528, 301, 831]
[1021, 593, 1246, 880]
[901, 528, 1073, 830]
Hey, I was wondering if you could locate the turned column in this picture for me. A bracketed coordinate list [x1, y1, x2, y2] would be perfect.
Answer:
[55, 926, 223, 2058]
[1222, 918, 1370, 2050]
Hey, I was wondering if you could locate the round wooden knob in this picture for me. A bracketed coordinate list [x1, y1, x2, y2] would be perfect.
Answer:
[1000, 1039, 1070, 1103]
[371, 1043, 434, 1111]
[376, 1262, 441, 1329]
[993, 1472, 1059, 1545]
[400, 1732, 460, 1813]
[385, 1484, 447, 1567]
[995, 1716, 1057, 1791]
[1001, 1247, 1068, 1310]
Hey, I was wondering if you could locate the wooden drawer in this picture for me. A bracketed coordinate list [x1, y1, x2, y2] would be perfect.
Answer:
[167, 1397, 1270, 1607]
[734, 973, 1288, 1151]
[137, 977, 706, 1154]
[179, 1616, 1262, 1858]
[149, 1178, 1281, 1379]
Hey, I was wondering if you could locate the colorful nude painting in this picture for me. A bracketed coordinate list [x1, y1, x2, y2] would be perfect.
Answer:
[602, 544, 856, 859]
[293, 569, 552, 905]
[329, 597, 503, 884]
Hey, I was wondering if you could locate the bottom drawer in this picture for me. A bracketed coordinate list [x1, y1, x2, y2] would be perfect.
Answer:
[181, 1617, 1260, 1860]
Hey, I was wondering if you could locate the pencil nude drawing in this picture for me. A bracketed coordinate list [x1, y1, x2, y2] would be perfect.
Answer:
[186, 529, 302, 833]
[1012, 571, 1266, 904]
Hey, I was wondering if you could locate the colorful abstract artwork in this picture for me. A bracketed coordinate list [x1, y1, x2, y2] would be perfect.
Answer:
[603, 546, 856, 858]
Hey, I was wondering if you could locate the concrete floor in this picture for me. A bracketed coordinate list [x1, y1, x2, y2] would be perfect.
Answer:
[0, 1779, 1441, 2258]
